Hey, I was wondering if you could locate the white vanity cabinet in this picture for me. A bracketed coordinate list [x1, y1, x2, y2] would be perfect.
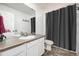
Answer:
[0, 44, 26, 56]
[0, 37, 45, 56]
[26, 38, 44, 56]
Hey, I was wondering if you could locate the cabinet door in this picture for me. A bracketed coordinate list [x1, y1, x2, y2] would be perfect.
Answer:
[33, 45, 38, 56]
[26, 38, 44, 56]
[17, 51, 26, 56]
[38, 42, 44, 56]
[27, 46, 34, 56]
[38, 38, 44, 56]
[27, 45, 38, 56]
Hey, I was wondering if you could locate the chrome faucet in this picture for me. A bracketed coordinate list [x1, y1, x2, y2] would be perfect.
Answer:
[20, 32, 28, 36]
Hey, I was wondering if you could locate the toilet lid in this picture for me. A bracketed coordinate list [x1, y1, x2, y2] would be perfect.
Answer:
[45, 40, 54, 45]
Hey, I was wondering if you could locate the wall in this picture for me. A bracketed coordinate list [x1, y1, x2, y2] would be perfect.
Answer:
[25, 4, 46, 35]
[0, 4, 32, 33]
[36, 12, 44, 34]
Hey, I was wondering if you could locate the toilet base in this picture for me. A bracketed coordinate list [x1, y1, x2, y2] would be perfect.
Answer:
[45, 45, 52, 51]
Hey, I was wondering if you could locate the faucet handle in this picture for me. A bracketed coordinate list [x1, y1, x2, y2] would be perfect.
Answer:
[31, 32, 35, 35]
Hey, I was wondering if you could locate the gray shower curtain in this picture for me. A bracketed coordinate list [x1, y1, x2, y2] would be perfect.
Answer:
[68, 5, 76, 51]
[46, 4, 76, 51]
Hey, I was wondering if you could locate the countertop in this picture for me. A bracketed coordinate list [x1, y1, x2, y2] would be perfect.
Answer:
[0, 34, 45, 52]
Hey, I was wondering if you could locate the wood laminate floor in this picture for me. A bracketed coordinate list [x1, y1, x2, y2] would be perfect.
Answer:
[43, 45, 77, 56]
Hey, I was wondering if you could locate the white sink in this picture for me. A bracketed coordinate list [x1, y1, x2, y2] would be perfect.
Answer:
[13, 34, 21, 37]
[3, 32, 21, 39]
[19, 35, 36, 40]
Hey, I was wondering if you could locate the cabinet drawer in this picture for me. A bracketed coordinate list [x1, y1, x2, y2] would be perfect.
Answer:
[1, 44, 26, 56]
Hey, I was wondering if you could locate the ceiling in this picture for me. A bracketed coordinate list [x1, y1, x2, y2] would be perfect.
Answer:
[35, 3, 73, 9]
[26, 3, 73, 12]
[1, 3, 35, 16]
[2, 3, 74, 15]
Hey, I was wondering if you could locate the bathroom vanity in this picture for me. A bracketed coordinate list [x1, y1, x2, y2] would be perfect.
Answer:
[0, 34, 45, 56]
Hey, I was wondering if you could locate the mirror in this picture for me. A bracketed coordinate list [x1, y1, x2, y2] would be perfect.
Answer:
[0, 3, 35, 37]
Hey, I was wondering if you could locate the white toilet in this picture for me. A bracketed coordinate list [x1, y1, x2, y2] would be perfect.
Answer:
[45, 40, 54, 51]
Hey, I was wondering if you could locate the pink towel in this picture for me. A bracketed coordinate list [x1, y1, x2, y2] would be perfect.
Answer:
[0, 16, 6, 34]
